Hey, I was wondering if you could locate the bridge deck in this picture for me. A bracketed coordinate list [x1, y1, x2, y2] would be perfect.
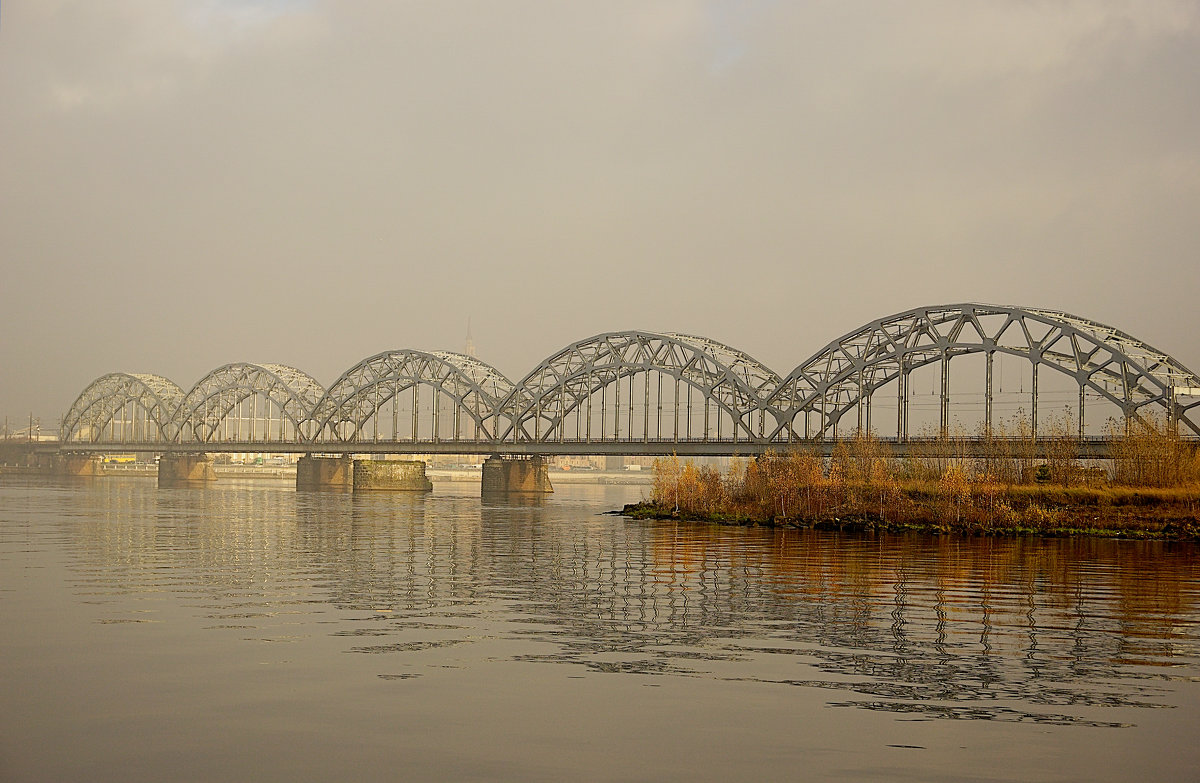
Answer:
[42, 437, 1122, 459]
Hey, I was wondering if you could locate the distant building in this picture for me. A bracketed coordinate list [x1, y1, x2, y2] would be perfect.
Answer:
[464, 317, 476, 358]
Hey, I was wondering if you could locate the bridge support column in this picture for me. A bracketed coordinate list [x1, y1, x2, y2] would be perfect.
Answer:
[1031, 361, 1039, 439]
[481, 455, 553, 494]
[54, 454, 105, 477]
[352, 459, 433, 492]
[1079, 386, 1086, 439]
[158, 453, 217, 486]
[985, 351, 994, 434]
[940, 351, 950, 436]
[296, 455, 354, 490]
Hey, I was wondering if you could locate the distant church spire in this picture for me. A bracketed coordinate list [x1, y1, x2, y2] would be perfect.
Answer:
[464, 317, 476, 358]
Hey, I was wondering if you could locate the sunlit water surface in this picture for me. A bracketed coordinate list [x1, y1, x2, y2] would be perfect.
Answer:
[2, 478, 1199, 782]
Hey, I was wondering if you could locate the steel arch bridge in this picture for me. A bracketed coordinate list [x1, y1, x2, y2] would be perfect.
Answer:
[496, 331, 782, 445]
[57, 303, 1200, 455]
[770, 304, 1200, 442]
[174, 363, 325, 443]
[310, 349, 514, 444]
[62, 373, 184, 444]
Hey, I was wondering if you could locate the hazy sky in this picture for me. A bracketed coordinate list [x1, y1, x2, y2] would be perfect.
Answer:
[2, 1, 1198, 427]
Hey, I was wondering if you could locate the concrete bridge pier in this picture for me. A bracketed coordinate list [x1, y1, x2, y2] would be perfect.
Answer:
[54, 454, 105, 477]
[481, 455, 553, 494]
[296, 455, 354, 490]
[158, 453, 217, 486]
[352, 459, 433, 492]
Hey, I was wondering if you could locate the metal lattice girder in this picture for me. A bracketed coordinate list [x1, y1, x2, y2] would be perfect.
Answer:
[768, 303, 1200, 438]
[61, 373, 185, 442]
[498, 331, 781, 442]
[175, 363, 326, 442]
[309, 349, 514, 442]
[57, 303, 1200, 448]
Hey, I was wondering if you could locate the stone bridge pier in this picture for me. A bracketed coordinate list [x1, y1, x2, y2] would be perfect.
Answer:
[158, 453, 217, 486]
[481, 455, 553, 494]
[54, 454, 105, 477]
[296, 455, 354, 490]
[352, 459, 433, 492]
[297, 455, 432, 492]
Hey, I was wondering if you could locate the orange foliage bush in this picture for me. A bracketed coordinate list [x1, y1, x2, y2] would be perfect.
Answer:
[650, 423, 1200, 527]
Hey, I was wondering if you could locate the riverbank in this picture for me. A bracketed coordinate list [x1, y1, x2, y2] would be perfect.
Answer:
[622, 483, 1200, 539]
[636, 428, 1200, 539]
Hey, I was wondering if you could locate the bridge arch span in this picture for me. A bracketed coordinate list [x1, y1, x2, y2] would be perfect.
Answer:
[309, 350, 514, 443]
[175, 363, 325, 443]
[61, 373, 185, 444]
[499, 331, 781, 444]
[768, 303, 1200, 440]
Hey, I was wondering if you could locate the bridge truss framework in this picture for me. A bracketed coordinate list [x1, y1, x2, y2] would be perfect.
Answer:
[59, 304, 1200, 456]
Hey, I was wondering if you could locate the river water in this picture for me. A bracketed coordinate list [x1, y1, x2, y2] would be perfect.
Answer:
[2, 478, 1198, 782]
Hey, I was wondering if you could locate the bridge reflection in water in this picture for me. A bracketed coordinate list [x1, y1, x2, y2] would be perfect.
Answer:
[59, 304, 1200, 458]
[66, 481, 1200, 728]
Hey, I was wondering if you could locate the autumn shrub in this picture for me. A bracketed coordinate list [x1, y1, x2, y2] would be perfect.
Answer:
[939, 464, 971, 524]
[1110, 415, 1200, 488]
[649, 418, 1200, 531]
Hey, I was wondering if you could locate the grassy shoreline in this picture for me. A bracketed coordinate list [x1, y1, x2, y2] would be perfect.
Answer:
[621, 496, 1200, 539]
[636, 427, 1200, 540]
